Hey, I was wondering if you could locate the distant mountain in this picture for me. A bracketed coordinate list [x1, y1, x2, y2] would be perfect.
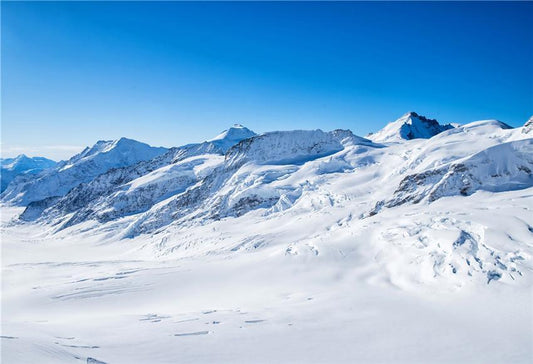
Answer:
[0, 154, 56, 192]
[171, 124, 257, 158]
[367, 112, 455, 143]
[1, 138, 167, 205]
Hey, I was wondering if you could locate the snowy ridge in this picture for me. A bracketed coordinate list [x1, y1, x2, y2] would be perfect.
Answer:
[225, 129, 368, 167]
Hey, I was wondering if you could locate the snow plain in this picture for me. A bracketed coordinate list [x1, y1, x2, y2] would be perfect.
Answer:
[2, 115, 533, 363]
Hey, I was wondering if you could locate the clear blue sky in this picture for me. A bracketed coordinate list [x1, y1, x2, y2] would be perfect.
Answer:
[2, 1, 532, 160]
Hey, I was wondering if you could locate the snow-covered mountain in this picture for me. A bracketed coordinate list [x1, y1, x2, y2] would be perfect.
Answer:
[367, 111, 455, 143]
[0, 154, 56, 192]
[12, 116, 532, 244]
[2, 114, 533, 364]
[0, 138, 167, 206]
[18, 125, 260, 225]
[11, 114, 530, 285]
[21, 128, 375, 233]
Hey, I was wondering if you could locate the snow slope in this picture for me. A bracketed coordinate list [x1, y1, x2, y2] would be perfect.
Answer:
[373, 138, 533, 213]
[0, 154, 56, 192]
[1, 114, 533, 363]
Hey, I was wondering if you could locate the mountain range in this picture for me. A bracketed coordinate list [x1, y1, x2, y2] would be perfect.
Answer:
[2, 112, 532, 279]
[0, 154, 57, 192]
[2, 111, 532, 363]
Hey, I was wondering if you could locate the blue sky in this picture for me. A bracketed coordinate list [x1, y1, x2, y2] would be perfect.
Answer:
[2, 1, 532, 160]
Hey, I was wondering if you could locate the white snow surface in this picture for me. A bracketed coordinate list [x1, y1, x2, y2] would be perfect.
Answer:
[2, 118, 533, 363]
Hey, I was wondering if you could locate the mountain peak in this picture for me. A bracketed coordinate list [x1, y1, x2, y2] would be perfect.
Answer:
[8, 154, 31, 165]
[1, 155, 57, 193]
[112, 137, 147, 149]
[208, 124, 256, 143]
[368, 112, 454, 143]
[400, 111, 439, 124]
[2, 153, 55, 169]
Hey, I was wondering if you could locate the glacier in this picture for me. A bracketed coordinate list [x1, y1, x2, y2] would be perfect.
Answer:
[1, 112, 532, 364]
